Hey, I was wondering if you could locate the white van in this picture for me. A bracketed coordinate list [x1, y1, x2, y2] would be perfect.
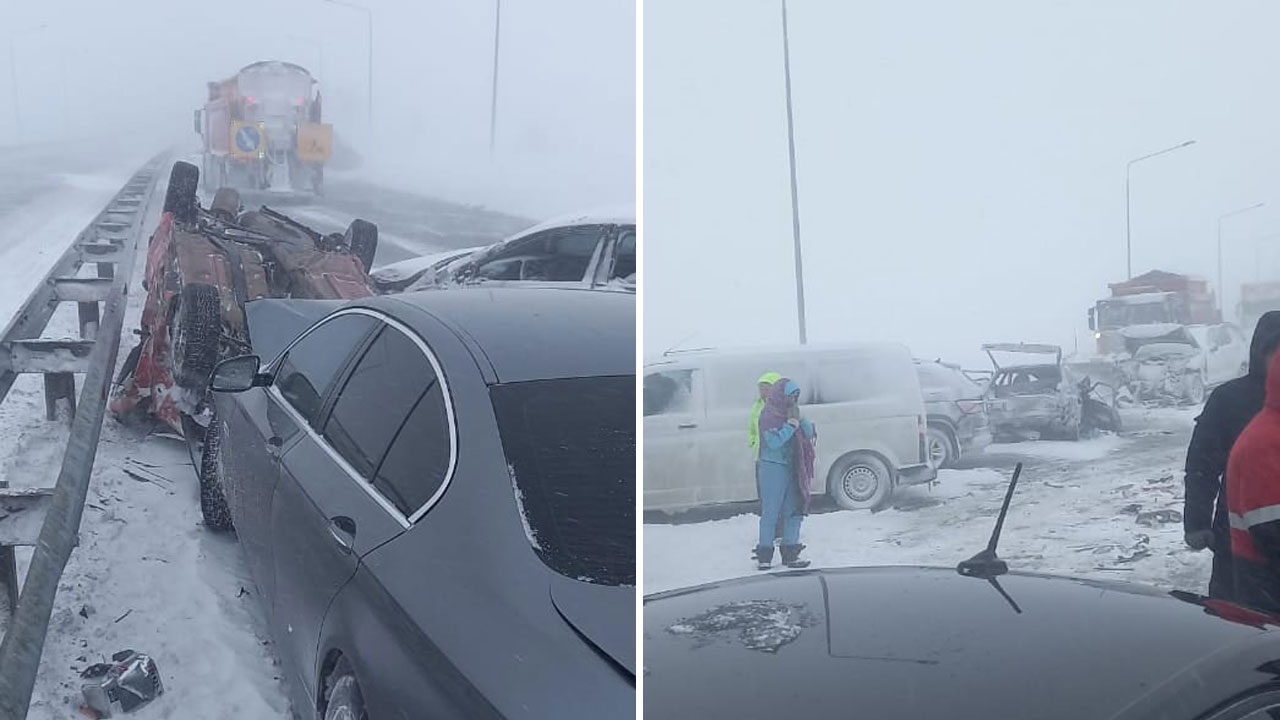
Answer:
[643, 344, 935, 512]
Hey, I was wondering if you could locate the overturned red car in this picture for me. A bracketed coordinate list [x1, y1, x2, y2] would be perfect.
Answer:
[111, 161, 377, 443]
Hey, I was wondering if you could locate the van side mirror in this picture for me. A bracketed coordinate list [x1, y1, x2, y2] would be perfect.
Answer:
[1087, 307, 1096, 331]
[210, 355, 268, 392]
[193, 109, 202, 136]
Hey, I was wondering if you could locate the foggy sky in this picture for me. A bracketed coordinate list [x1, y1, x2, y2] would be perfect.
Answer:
[644, 0, 1280, 369]
[2, 0, 634, 219]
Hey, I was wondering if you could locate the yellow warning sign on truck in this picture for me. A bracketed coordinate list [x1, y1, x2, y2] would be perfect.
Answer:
[297, 123, 333, 163]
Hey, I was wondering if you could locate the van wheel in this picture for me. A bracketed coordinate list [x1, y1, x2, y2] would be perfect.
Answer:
[925, 426, 955, 470]
[828, 453, 892, 511]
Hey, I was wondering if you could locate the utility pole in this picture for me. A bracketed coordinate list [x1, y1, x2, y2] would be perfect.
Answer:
[781, 0, 807, 344]
[490, 0, 502, 154]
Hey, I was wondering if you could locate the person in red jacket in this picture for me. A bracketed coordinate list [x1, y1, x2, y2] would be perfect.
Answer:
[1227, 349, 1280, 613]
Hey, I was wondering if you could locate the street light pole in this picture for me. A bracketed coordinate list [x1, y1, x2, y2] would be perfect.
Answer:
[320, 0, 373, 128]
[781, 0, 807, 345]
[490, 0, 501, 154]
[1219, 202, 1267, 312]
[1125, 139, 1196, 279]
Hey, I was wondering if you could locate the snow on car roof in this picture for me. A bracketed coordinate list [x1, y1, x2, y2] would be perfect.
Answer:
[505, 205, 636, 242]
[646, 341, 910, 368]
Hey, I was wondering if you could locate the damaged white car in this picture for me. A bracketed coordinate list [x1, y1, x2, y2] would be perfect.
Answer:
[371, 208, 635, 294]
[1118, 323, 1248, 405]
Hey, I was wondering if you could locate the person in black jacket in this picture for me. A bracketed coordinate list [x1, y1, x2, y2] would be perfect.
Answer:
[1184, 311, 1280, 600]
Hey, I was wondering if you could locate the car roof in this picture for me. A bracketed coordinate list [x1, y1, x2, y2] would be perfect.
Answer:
[368, 287, 634, 383]
[644, 566, 1278, 720]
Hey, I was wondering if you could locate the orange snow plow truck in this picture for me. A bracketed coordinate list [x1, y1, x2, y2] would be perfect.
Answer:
[194, 61, 332, 196]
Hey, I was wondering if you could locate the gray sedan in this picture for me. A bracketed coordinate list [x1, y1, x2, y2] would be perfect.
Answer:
[201, 287, 635, 719]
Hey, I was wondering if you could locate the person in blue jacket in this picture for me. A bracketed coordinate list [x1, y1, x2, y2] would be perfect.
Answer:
[755, 378, 817, 570]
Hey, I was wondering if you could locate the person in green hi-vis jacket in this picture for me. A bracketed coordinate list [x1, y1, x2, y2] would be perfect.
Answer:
[749, 372, 783, 457]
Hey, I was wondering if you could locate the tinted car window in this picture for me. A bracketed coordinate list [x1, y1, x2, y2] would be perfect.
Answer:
[372, 380, 452, 516]
[323, 325, 438, 480]
[644, 369, 695, 416]
[491, 376, 634, 586]
[478, 225, 604, 283]
[275, 314, 377, 426]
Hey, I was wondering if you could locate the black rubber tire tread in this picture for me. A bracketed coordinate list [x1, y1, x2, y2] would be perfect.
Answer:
[323, 660, 368, 720]
[198, 414, 234, 532]
[827, 453, 893, 511]
[210, 187, 241, 220]
[172, 285, 222, 389]
[345, 219, 378, 273]
[163, 161, 200, 224]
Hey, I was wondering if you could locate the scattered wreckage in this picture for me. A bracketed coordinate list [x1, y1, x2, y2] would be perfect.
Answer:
[982, 343, 1121, 442]
[110, 161, 378, 450]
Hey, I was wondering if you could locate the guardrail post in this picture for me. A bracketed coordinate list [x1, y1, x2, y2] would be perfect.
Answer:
[42, 373, 75, 423]
[77, 301, 99, 341]
[0, 481, 16, 632]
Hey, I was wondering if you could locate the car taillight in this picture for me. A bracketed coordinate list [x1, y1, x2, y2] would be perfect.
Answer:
[956, 399, 983, 415]
[918, 415, 927, 460]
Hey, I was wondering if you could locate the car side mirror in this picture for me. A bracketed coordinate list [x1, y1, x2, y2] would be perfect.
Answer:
[210, 355, 268, 392]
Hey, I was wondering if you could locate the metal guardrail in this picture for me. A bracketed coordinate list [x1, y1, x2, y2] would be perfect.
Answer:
[0, 155, 166, 719]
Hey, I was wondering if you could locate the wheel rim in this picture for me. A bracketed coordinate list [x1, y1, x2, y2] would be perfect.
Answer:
[926, 434, 947, 469]
[841, 465, 880, 502]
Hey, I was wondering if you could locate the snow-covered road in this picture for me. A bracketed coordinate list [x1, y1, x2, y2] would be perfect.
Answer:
[0, 145, 534, 718]
[645, 406, 1212, 596]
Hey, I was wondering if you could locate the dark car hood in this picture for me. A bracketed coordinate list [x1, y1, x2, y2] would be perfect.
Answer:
[550, 576, 635, 677]
[644, 567, 1279, 720]
[244, 298, 347, 364]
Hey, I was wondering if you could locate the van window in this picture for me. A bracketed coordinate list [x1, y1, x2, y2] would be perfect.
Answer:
[644, 369, 697, 416]
[705, 359, 809, 410]
[813, 354, 917, 404]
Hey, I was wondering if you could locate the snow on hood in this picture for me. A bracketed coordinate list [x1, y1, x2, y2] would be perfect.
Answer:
[370, 247, 483, 283]
[1133, 343, 1198, 360]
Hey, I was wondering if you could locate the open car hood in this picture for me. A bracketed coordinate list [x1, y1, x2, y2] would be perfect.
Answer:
[982, 343, 1062, 370]
[549, 576, 635, 678]
[244, 298, 347, 365]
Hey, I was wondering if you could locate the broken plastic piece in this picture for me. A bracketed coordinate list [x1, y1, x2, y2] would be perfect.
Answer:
[80, 650, 163, 717]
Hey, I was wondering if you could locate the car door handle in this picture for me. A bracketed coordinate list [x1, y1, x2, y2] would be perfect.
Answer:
[678, 423, 698, 429]
[328, 516, 356, 555]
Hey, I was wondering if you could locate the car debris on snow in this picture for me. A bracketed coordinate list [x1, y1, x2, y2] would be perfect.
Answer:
[78, 649, 163, 718]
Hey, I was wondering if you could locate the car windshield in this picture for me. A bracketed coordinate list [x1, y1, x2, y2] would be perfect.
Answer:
[491, 376, 635, 586]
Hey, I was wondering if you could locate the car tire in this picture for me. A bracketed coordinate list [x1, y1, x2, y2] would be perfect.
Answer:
[925, 426, 955, 470]
[163, 161, 200, 224]
[345, 219, 378, 273]
[323, 660, 367, 720]
[1185, 373, 1206, 405]
[170, 285, 221, 389]
[198, 414, 234, 532]
[828, 453, 893, 511]
[210, 187, 240, 221]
